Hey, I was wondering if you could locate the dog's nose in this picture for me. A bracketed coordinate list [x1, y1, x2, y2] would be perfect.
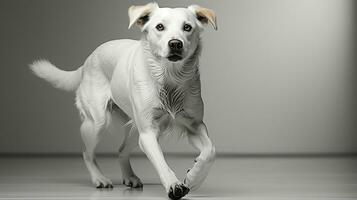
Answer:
[168, 39, 183, 51]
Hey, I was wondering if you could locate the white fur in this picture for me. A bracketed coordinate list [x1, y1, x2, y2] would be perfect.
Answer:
[31, 3, 217, 199]
[30, 60, 82, 91]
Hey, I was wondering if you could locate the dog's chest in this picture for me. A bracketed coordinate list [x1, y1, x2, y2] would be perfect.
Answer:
[152, 83, 189, 132]
[158, 83, 186, 115]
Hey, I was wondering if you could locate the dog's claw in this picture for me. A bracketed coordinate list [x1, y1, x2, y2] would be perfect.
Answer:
[136, 181, 143, 188]
[96, 183, 104, 188]
[168, 183, 189, 200]
[122, 175, 143, 188]
[96, 182, 113, 189]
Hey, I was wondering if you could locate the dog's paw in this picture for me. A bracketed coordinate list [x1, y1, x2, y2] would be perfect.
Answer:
[93, 176, 113, 189]
[168, 182, 190, 200]
[122, 175, 143, 188]
[96, 182, 113, 189]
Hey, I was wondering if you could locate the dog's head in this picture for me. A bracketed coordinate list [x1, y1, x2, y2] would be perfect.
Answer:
[128, 3, 217, 63]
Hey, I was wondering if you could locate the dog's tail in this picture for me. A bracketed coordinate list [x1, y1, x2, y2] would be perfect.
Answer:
[30, 59, 82, 92]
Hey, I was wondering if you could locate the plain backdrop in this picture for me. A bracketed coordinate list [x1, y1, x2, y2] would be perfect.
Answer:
[1, 0, 356, 154]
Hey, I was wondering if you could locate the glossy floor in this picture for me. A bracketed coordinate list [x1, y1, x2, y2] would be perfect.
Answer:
[0, 155, 356, 200]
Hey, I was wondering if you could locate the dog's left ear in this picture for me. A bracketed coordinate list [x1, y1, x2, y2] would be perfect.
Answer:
[128, 2, 159, 29]
[188, 5, 217, 30]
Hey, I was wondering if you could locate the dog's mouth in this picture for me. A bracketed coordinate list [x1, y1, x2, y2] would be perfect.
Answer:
[167, 53, 183, 62]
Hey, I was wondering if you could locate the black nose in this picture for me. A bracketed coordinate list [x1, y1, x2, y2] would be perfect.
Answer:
[168, 39, 183, 51]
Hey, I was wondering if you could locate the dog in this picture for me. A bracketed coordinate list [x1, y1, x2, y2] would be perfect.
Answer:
[30, 3, 217, 200]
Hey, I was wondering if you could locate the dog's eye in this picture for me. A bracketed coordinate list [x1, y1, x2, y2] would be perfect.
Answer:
[183, 24, 192, 32]
[156, 23, 165, 31]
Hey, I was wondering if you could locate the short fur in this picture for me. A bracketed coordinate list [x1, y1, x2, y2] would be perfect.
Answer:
[30, 3, 217, 200]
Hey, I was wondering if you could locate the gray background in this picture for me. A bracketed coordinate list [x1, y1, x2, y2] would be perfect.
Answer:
[1, 0, 356, 154]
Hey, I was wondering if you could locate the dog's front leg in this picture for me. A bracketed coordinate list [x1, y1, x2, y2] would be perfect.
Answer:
[184, 122, 216, 191]
[138, 131, 190, 199]
[138, 131, 177, 189]
[130, 78, 189, 199]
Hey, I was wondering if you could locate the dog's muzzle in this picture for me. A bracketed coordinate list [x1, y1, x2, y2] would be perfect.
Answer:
[167, 39, 183, 62]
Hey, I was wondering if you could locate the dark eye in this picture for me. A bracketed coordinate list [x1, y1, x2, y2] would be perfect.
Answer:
[183, 24, 192, 32]
[156, 23, 165, 31]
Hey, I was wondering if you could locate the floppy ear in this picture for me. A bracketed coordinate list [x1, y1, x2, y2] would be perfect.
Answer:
[188, 5, 217, 30]
[128, 2, 159, 29]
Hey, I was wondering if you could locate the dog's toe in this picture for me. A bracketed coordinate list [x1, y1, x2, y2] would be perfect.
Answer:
[168, 183, 189, 200]
[135, 181, 143, 188]
[122, 175, 143, 188]
[96, 183, 104, 189]
[96, 182, 113, 189]
[94, 177, 113, 189]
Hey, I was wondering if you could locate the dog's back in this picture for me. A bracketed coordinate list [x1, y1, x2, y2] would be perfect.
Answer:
[30, 39, 140, 92]
[87, 39, 140, 81]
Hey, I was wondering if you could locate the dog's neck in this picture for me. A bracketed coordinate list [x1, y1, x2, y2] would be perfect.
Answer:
[141, 38, 201, 115]
[141, 39, 201, 87]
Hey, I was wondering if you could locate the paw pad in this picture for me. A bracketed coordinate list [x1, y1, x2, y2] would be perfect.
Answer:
[168, 183, 189, 200]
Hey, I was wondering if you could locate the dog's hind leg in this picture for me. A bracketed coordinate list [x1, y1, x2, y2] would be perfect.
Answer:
[110, 108, 143, 188]
[79, 115, 113, 188]
[76, 84, 113, 188]
[118, 124, 143, 188]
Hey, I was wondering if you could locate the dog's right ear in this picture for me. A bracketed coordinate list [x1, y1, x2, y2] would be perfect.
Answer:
[128, 2, 159, 29]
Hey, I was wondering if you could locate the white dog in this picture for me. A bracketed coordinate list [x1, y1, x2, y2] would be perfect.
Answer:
[30, 3, 216, 200]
